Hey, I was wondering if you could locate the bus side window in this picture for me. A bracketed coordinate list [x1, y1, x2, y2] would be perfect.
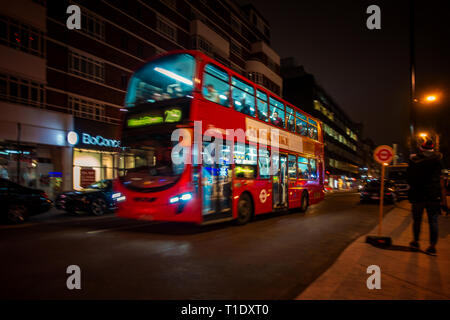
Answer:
[308, 118, 318, 140]
[286, 106, 295, 132]
[258, 147, 270, 179]
[256, 90, 269, 122]
[231, 77, 255, 117]
[297, 156, 309, 179]
[234, 143, 257, 178]
[202, 64, 230, 107]
[288, 154, 297, 179]
[309, 158, 317, 180]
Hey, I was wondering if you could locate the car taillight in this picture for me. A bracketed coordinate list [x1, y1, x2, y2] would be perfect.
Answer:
[41, 192, 49, 199]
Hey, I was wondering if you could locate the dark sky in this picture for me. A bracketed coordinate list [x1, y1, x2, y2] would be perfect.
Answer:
[249, 0, 450, 147]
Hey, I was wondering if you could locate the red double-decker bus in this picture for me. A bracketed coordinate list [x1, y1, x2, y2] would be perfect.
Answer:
[114, 50, 324, 225]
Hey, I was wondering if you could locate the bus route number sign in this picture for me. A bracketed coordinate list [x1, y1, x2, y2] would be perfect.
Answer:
[373, 145, 394, 164]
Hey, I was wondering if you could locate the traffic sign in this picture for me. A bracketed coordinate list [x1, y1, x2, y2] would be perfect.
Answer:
[373, 145, 394, 164]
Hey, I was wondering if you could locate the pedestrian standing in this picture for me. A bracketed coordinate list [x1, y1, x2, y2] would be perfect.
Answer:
[407, 138, 446, 256]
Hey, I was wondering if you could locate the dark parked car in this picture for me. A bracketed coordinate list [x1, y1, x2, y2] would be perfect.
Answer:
[55, 180, 117, 216]
[0, 178, 53, 224]
[360, 180, 398, 204]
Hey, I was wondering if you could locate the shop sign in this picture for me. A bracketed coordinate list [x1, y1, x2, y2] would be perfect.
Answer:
[67, 131, 121, 148]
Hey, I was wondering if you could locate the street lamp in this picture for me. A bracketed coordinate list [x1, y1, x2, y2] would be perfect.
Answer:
[419, 132, 427, 138]
[425, 95, 437, 102]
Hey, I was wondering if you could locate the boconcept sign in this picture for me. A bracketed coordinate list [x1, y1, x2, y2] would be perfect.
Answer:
[67, 131, 121, 148]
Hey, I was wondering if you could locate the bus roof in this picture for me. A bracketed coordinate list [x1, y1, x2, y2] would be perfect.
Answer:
[136, 49, 322, 128]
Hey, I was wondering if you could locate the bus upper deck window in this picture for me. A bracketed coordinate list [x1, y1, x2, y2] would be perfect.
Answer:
[256, 90, 268, 122]
[125, 53, 195, 107]
[202, 64, 230, 107]
[231, 77, 255, 117]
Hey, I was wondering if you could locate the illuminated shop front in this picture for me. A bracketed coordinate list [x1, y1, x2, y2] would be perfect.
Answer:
[69, 118, 126, 190]
[0, 103, 73, 199]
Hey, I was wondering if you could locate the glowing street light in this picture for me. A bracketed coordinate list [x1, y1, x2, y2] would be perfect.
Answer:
[425, 95, 437, 102]
[419, 132, 428, 138]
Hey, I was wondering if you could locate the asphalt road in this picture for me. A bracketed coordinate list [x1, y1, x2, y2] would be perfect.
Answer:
[0, 192, 395, 299]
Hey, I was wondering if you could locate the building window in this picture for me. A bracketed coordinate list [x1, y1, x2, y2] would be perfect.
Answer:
[69, 51, 105, 83]
[120, 36, 128, 50]
[0, 73, 45, 108]
[137, 44, 144, 58]
[160, 0, 177, 10]
[191, 35, 212, 55]
[68, 96, 105, 122]
[230, 41, 242, 57]
[121, 75, 128, 89]
[0, 15, 45, 58]
[81, 10, 105, 40]
[231, 16, 241, 33]
[156, 15, 177, 41]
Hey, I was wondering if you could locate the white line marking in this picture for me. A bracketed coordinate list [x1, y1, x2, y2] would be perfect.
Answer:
[86, 222, 161, 234]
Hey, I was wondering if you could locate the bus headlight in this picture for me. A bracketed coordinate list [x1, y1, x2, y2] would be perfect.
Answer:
[112, 192, 126, 202]
[169, 192, 192, 204]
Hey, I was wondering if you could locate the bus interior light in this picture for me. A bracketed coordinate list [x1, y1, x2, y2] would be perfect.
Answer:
[153, 67, 193, 86]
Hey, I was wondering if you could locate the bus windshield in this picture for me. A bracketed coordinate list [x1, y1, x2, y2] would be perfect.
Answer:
[119, 139, 185, 191]
[125, 53, 195, 107]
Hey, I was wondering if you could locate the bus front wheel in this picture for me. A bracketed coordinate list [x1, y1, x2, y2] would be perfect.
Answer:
[236, 193, 253, 225]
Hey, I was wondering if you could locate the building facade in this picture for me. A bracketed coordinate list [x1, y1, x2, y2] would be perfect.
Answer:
[281, 58, 364, 190]
[0, 0, 280, 197]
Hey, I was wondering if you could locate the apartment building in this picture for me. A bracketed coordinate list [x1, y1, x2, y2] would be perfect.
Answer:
[0, 0, 281, 197]
[281, 58, 364, 190]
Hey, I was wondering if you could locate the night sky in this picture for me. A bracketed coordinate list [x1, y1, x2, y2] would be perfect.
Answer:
[250, 0, 450, 150]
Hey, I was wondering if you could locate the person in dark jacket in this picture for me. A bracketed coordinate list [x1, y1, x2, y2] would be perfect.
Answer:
[407, 138, 445, 255]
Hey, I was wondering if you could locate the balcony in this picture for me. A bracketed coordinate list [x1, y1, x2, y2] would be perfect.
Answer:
[190, 20, 229, 59]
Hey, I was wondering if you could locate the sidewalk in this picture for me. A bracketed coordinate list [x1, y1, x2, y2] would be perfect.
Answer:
[297, 202, 450, 299]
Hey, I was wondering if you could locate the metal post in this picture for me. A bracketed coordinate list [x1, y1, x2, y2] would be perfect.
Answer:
[378, 164, 385, 236]
[409, 0, 416, 148]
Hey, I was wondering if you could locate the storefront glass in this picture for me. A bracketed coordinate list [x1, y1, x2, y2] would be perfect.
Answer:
[0, 144, 64, 199]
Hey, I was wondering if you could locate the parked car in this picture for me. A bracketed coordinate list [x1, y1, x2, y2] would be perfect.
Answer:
[0, 178, 53, 224]
[55, 179, 117, 216]
[386, 164, 409, 199]
[360, 180, 398, 204]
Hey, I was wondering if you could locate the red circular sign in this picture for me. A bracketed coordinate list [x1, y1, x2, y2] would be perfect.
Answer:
[373, 145, 394, 164]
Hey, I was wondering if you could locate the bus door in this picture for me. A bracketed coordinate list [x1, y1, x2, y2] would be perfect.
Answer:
[201, 142, 232, 218]
[273, 153, 288, 209]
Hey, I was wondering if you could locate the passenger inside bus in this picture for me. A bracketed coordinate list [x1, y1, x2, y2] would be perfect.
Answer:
[204, 84, 220, 103]
[234, 93, 254, 116]
[296, 119, 308, 136]
[271, 111, 284, 127]
[287, 117, 295, 132]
